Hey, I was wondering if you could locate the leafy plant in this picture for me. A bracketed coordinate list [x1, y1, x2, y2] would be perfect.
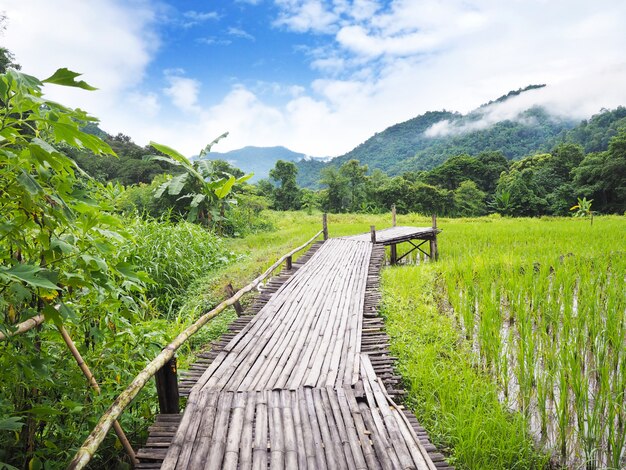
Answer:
[149, 134, 252, 226]
[570, 196, 595, 224]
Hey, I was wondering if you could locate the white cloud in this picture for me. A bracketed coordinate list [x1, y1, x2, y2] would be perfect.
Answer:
[227, 27, 255, 40]
[274, 0, 339, 33]
[163, 72, 202, 113]
[2, 0, 625, 160]
[182, 10, 220, 27]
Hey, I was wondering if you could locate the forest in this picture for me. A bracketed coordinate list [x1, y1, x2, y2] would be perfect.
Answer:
[0, 51, 625, 470]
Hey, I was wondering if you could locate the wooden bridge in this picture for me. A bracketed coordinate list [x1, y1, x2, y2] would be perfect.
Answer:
[68, 216, 450, 470]
[133, 223, 449, 469]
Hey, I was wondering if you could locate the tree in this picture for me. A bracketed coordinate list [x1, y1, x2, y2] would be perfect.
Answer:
[454, 180, 487, 217]
[0, 67, 147, 467]
[269, 160, 301, 210]
[339, 159, 368, 212]
[320, 166, 349, 213]
[572, 130, 626, 213]
[570, 197, 595, 224]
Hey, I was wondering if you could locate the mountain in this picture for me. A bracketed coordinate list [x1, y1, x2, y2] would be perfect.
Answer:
[296, 86, 576, 188]
[197, 146, 319, 182]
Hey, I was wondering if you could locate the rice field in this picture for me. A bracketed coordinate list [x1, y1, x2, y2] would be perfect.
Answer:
[435, 216, 626, 469]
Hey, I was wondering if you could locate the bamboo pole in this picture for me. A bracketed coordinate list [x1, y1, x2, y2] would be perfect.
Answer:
[57, 325, 139, 466]
[0, 314, 44, 341]
[67, 229, 323, 470]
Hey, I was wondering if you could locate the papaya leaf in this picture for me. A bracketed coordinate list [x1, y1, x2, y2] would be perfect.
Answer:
[42, 68, 97, 91]
[17, 171, 43, 195]
[1, 265, 59, 290]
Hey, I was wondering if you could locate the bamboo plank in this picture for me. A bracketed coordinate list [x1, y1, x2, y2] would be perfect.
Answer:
[239, 391, 256, 470]
[290, 390, 308, 469]
[269, 390, 285, 469]
[343, 388, 382, 470]
[204, 391, 234, 470]
[304, 387, 329, 470]
[222, 392, 246, 470]
[252, 391, 268, 470]
[280, 391, 298, 468]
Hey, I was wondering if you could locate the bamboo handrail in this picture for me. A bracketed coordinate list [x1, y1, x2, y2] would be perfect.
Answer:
[0, 314, 44, 341]
[67, 229, 324, 469]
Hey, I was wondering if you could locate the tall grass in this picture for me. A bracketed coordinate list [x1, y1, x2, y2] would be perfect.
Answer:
[435, 216, 626, 468]
[381, 265, 548, 469]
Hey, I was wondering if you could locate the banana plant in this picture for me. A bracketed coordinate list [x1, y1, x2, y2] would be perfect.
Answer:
[570, 197, 595, 225]
[148, 133, 252, 226]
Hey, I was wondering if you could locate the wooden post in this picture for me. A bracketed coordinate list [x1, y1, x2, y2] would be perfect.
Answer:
[286, 255, 293, 270]
[392, 204, 396, 227]
[390, 244, 397, 265]
[430, 214, 439, 262]
[155, 356, 179, 414]
[225, 282, 244, 316]
[322, 213, 328, 240]
[370, 225, 376, 244]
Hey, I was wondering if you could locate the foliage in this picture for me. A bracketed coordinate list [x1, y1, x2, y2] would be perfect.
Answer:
[268, 160, 301, 210]
[0, 68, 155, 468]
[68, 132, 178, 185]
[149, 134, 253, 227]
[453, 180, 486, 216]
[120, 218, 236, 315]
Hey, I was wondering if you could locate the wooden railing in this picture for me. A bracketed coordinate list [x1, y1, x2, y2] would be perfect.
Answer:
[67, 226, 326, 469]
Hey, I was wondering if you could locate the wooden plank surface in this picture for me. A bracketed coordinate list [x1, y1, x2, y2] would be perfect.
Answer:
[153, 233, 449, 469]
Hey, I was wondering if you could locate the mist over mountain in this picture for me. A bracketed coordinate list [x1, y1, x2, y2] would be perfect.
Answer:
[295, 85, 595, 188]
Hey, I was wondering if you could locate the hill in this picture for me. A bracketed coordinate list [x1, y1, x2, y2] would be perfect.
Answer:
[296, 86, 577, 188]
[197, 146, 317, 182]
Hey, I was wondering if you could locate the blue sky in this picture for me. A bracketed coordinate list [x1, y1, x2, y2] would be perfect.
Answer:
[3, 0, 626, 157]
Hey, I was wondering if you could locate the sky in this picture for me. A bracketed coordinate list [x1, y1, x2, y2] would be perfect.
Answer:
[2, 0, 626, 157]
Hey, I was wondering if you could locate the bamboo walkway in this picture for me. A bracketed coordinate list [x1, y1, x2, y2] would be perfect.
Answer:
[138, 231, 452, 469]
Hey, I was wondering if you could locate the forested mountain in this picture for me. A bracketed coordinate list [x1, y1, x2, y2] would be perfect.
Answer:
[296, 87, 591, 188]
[195, 146, 313, 182]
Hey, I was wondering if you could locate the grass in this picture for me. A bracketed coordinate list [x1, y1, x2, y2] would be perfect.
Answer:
[381, 265, 548, 469]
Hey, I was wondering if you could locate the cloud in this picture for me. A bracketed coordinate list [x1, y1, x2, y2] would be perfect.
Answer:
[227, 27, 255, 41]
[163, 72, 202, 113]
[197, 37, 232, 46]
[182, 10, 220, 27]
[274, 0, 339, 33]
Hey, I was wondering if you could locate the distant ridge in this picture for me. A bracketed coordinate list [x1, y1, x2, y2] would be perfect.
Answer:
[197, 145, 325, 182]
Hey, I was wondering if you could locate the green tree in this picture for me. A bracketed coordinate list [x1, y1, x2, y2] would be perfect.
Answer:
[454, 180, 487, 217]
[339, 159, 368, 212]
[269, 160, 301, 210]
[572, 130, 626, 213]
[320, 166, 349, 213]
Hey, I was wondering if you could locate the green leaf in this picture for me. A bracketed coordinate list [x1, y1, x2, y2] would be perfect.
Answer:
[28, 457, 42, 470]
[145, 155, 182, 167]
[16, 171, 43, 195]
[42, 68, 97, 90]
[167, 173, 189, 196]
[0, 417, 24, 432]
[42, 304, 62, 325]
[0, 265, 59, 290]
[190, 194, 205, 208]
[214, 175, 236, 199]
[198, 132, 229, 157]
[236, 173, 254, 184]
[149, 142, 189, 166]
